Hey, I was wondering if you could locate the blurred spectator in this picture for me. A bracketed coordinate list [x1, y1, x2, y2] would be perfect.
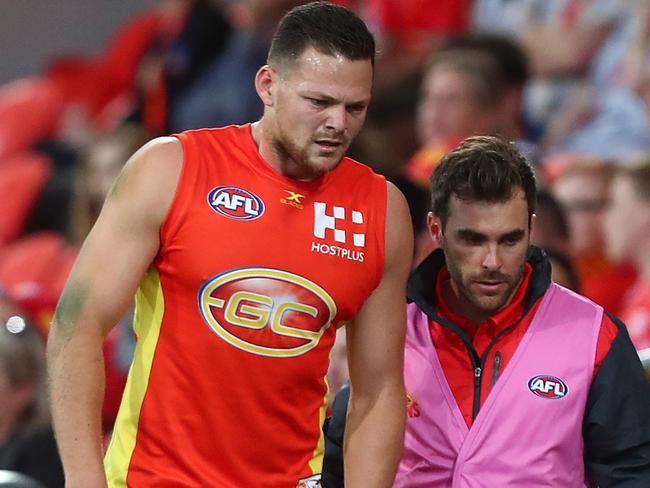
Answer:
[474, 0, 633, 137]
[401, 38, 530, 264]
[168, 0, 302, 132]
[604, 160, 650, 350]
[46, 0, 192, 144]
[551, 158, 636, 314]
[444, 34, 531, 147]
[133, 0, 233, 134]
[415, 49, 503, 147]
[530, 189, 571, 254]
[540, 1, 650, 159]
[69, 123, 147, 245]
[405, 35, 531, 191]
[545, 247, 581, 293]
[0, 304, 63, 488]
[360, 0, 470, 92]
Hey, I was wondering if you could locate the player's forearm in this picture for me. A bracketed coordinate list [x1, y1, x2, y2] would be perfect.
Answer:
[343, 381, 406, 488]
[47, 321, 108, 487]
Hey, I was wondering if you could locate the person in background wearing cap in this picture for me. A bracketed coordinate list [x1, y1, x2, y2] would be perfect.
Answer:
[322, 136, 650, 487]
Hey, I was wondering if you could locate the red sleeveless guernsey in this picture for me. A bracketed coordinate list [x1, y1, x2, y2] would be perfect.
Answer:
[104, 124, 387, 487]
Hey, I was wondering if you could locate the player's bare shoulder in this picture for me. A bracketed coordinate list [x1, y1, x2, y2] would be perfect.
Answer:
[384, 181, 414, 265]
[109, 136, 184, 227]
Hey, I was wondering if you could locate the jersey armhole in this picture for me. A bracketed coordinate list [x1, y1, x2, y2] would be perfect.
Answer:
[372, 176, 389, 292]
[158, 133, 190, 248]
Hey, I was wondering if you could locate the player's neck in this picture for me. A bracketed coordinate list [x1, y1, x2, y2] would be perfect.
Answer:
[250, 119, 322, 181]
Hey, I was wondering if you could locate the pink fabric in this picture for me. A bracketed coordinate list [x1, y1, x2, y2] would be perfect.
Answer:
[396, 284, 602, 487]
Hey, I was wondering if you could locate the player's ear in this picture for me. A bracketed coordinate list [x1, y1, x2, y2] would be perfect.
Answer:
[529, 212, 537, 233]
[427, 212, 443, 244]
[255, 65, 276, 107]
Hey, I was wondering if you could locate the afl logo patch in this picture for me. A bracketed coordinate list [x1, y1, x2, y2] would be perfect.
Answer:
[198, 268, 336, 358]
[527, 375, 569, 399]
[207, 186, 265, 220]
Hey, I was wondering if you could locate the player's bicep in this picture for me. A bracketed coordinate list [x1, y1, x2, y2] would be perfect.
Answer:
[53, 138, 182, 339]
[347, 182, 413, 393]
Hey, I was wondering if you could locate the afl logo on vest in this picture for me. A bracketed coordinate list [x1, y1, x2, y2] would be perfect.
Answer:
[207, 185, 265, 220]
[198, 268, 336, 357]
[527, 375, 569, 399]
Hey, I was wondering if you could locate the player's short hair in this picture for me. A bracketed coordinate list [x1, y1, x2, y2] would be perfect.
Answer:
[268, 1, 375, 70]
[431, 135, 537, 228]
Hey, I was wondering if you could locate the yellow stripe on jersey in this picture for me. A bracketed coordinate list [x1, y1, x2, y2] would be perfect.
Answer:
[307, 375, 329, 477]
[104, 268, 165, 486]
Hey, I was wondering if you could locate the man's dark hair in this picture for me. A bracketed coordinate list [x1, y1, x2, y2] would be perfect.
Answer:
[268, 1, 375, 69]
[431, 136, 537, 228]
[425, 49, 505, 107]
[444, 34, 530, 88]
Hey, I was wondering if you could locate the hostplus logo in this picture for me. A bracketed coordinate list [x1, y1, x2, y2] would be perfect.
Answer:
[311, 202, 365, 262]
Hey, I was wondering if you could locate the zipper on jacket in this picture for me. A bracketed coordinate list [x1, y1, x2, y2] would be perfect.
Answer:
[472, 366, 483, 420]
[491, 352, 502, 387]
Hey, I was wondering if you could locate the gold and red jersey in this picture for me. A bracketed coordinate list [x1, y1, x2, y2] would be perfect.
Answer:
[104, 124, 387, 487]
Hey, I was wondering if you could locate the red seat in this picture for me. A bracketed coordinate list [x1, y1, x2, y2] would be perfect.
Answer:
[0, 232, 77, 334]
[0, 78, 63, 159]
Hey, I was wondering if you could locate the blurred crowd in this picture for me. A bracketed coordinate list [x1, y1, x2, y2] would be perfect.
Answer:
[3, 0, 650, 485]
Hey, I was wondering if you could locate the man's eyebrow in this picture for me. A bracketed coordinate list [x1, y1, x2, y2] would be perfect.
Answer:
[301, 91, 369, 106]
[456, 229, 487, 240]
[498, 229, 526, 242]
[301, 91, 336, 102]
[455, 229, 526, 241]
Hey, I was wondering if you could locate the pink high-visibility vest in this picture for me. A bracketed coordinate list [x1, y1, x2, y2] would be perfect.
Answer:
[396, 283, 602, 487]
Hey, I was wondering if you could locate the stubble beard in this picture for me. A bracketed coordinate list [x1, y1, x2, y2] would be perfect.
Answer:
[272, 126, 347, 179]
[445, 249, 524, 317]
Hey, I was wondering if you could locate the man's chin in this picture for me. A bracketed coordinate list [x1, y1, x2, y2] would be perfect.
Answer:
[472, 295, 509, 315]
[307, 154, 344, 173]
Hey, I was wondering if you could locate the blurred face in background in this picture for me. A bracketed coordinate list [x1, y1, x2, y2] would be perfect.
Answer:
[552, 170, 610, 255]
[416, 65, 499, 146]
[86, 140, 128, 206]
[0, 313, 40, 444]
[604, 175, 649, 264]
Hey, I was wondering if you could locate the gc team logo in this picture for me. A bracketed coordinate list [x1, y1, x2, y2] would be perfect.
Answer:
[207, 186, 265, 220]
[198, 268, 336, 357]
[527, 375, 569, 399]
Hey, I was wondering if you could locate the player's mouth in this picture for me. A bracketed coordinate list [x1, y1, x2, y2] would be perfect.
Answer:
[474, 280, 506, 294]
[315, 139, 344, 152]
